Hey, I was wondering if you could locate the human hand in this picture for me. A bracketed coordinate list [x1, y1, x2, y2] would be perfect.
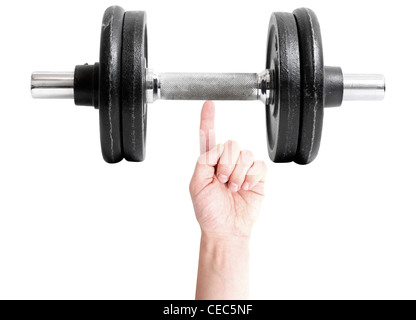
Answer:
[189, 101, 267, 241]
[190, 101, 267, 300]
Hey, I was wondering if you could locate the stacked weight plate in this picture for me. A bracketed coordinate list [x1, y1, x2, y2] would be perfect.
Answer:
[99, 7, 148, 163]
[266, 8, 325, 165]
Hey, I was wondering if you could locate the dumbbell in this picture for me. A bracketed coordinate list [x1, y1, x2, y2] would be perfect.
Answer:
[31, 6, 385, 164]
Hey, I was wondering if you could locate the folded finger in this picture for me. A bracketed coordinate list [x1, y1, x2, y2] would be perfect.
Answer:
[242, 160, 268, 190]
[216, 140, 241, 184]
[228, 150, 255, 192]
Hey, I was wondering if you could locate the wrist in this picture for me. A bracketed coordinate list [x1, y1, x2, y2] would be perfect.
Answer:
[200, 232, 250, 271]
[197, 232, 250, 300]
[200, 232, 250, 252]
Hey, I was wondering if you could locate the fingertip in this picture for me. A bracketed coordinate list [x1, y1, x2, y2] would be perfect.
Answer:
[218, 174, 229, 184]
[229, 182, 239, 193]
[242, 182, 250, 191]
[201, 100, 215, 120]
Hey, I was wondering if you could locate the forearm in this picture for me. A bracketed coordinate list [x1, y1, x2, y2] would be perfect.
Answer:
[196, 232, 251, 300]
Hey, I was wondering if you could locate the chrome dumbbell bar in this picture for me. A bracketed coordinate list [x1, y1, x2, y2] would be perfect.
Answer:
[31, 69, 385, 104]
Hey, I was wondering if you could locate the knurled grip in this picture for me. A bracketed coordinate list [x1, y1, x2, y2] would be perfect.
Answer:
[159, 73, 259, 101]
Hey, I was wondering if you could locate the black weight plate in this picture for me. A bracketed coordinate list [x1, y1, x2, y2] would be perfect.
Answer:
[99, 6, 125, 163]
[265, 13, 301, 163]
[293, 8, 324, 165]
[121, 11, 148, 162]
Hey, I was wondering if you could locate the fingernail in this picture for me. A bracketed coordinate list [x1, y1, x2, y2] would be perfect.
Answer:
[242, 182, 250, 191]
[218, 174, 229, 183]
[229, 182, 239, 193]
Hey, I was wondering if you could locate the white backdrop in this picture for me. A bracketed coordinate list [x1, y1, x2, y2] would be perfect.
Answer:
[0, 0, 414, 299]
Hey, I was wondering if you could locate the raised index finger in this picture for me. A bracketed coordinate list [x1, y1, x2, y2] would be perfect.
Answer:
[199, 101, 216, 155]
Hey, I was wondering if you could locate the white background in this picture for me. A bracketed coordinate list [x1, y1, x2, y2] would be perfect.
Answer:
[0, 0, 414, 299]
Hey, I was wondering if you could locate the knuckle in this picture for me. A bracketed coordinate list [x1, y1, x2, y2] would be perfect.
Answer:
[245, 170, 257, 179]
[220, 142, 240, 165]
[247, 160, 266, 177]
[240, 150, 254, 165]
[226, 140, 240, 152]
[259, 160, 268, 172]
[230, 169, 246, 182]
[229, 175, 243, 185]
[217, 163, 233, 174]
